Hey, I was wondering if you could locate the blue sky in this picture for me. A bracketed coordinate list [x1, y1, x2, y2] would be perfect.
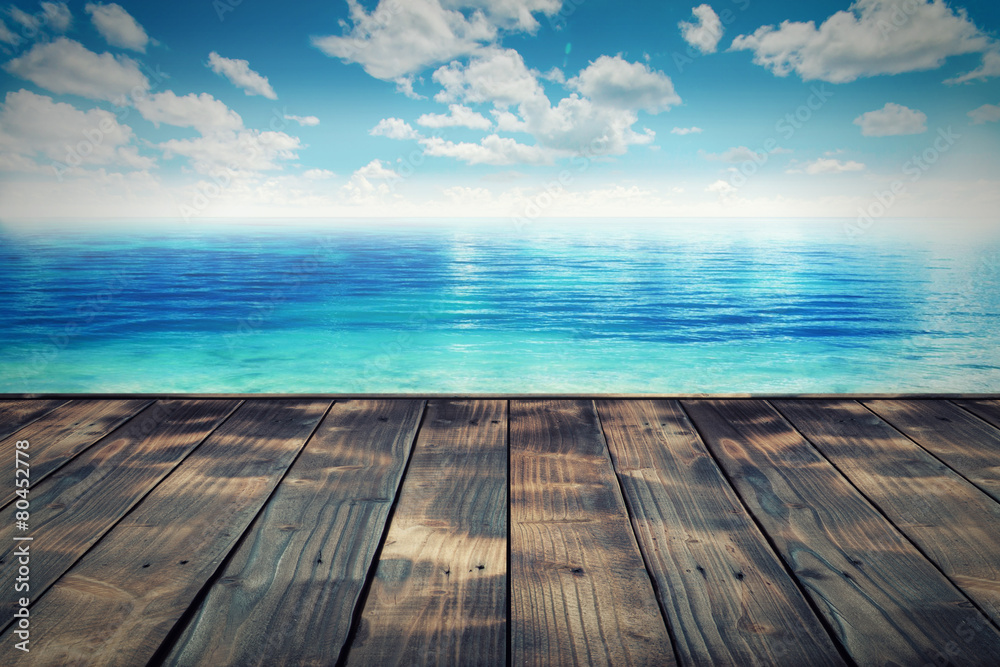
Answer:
[0, 0, 998, 220]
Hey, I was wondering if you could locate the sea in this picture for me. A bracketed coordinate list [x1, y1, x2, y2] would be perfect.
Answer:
[1, 217, 998, 394]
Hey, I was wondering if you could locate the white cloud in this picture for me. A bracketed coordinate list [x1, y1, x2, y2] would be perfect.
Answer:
[426, 49, 672, 164]
[946, 50, 1000, 84]
[135, 91, 244, 135]
[159, 129, 301, 175]
[567, 55, 680, 113]
[8, 7, 39, 32]
[853, 102, 927, 136]
[439, 0, 560, 32]
[433, 46, 544, 107]
[731, 0, 992, 83]
[706, 179, 736, 195]
[679, 4, 723, 54]
[285, 114, 320, 126]
[207, 52, 277, 99]
[541, 67, 565, 83]
[2, 38, 149, 102]
[968, 103, 1000, 124]
[312, 0, 495, 80]
[394, 75, 424, 99]
[303, 168, 335, 180]
[0, 89, 153, 173]
[343, 158, 400, 203]
[41, 2, 72, 32]
[417, 103, 491, 130]
[85, 3, 149, 52]
[791, 158, 866, 174]
[420, 134, 550, 165]
[671, 126, 702, 135]
[710, 146, 761, 162]
[370, 117, 422, 140]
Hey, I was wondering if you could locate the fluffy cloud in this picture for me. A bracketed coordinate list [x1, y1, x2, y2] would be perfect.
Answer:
[343, 158, 400, 202]
[679, 4, 723, 54]
[853, 103, 927, 136]
[85, 3, 149, 52]
[420, 134, 550, 165]
[285, 114, 320, 126]
[370, 117, 421, 140]
[159, 130, 302, 175]
[433, 46, 544, 106]
[567, 55, 680, 113]
[3, 38, 149, 102]
[135, 91, 243, 135]
[207, 52, 277, 99]
[671, 126, 702, 135]
[968, 103, 1000, 124]
[312, 0, 494, 80]
[731, 0, 992, 83]
[790, 158, 866, 174]
[426, 49, 673, 163]
[0, 19, 17, 46]
[0, 89, 153, 173]
[417, 103, 491, 130]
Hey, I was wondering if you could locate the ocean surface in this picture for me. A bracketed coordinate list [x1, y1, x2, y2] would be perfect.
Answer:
[1, 218, 998, 393]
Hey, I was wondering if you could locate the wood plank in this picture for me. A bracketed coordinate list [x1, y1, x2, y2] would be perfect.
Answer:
[954, 399, 1000, 430]
[0, 399, 240, 627]
[0, 399, 68, 440]
[774, 399, 1000, 628]
[510, 399, 676, 666]
[597, 399, 845, 666]
[0, 399, 331, 666]
[863, 399, 1000, 503]
[0, 398, 154, 509]
[346, 399, 507, 666]
[682, 399, 1000, 667]
[164, 399, 425, 667]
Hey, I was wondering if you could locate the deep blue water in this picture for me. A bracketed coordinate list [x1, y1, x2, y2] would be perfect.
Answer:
[1, 218, 998, 392]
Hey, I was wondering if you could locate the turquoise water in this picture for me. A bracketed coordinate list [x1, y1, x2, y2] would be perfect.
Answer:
[1, 218, 998, 393]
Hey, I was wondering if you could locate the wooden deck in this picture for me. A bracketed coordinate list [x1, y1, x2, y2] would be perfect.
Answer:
[1, 398, 1000, 666]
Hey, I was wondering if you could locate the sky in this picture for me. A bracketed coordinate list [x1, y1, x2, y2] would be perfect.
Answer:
[0, 0, 998, 221]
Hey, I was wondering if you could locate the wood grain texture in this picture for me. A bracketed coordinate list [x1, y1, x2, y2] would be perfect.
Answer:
[0, 399, 241, 627]
[954, 399, 1000, 430]
[0, 399, 331, 667]
[510, 400, 676, 667]
[863, 399, 1000, 503]
[0, 399, 68, 440]
[165, 399, 425, 667]
[346, 400, 507, 667]
[597, 399, 845, 666]
[774, 399, 1000, 628]
[0, 398, 153, 510]
[683, 399, 1000, 667]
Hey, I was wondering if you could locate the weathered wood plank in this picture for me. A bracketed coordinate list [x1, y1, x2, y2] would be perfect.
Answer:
[597, 399, 845, 666]
[863, 399, 1000, 503]
[774, 399, 1000, 628]
[346, 400, 507, 666]
[511, 399, 676, 666]
[954, 399, 1000, 430]
[683, 399, 1000, 667]
[0, 399, 241, 627]
[165, 399, 425, 667]
[0, 399, 68, 440]
[0, 398, 153, 510]
[0, 399, 331, 666]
